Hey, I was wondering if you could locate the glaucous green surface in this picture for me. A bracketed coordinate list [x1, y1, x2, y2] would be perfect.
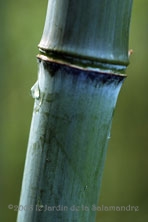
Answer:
[0, 1, 147, 221]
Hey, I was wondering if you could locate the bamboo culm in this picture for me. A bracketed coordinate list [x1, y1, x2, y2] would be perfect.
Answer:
[17, 0, 133, 221]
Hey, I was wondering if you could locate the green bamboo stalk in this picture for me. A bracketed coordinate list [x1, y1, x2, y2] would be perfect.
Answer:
[17, 0, 133, 221]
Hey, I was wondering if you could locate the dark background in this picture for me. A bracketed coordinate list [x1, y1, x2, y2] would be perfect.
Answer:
[0, 1, 148, 221]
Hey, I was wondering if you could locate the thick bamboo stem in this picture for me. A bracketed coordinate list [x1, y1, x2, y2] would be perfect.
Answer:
[17, 0, 133, 221]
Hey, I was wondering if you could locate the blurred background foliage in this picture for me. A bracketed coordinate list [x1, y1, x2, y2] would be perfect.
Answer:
[0, 0, 147, 221]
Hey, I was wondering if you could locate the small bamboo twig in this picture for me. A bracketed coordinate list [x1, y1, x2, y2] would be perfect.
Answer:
[17, 0, 133, 221]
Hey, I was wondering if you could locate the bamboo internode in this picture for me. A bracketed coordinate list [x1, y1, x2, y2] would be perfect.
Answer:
[39, 0, 133, 69]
